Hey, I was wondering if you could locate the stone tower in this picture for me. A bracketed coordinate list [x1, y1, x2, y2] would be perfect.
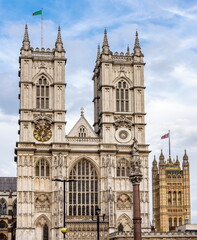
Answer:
[92, 30, 150, 232]
[152, 150, 191, 232]
[15, 27, 150, 240]
[15, 25, 67, 240]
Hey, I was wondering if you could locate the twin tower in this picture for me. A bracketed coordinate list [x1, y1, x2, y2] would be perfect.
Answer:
[15, 25, 149, 240]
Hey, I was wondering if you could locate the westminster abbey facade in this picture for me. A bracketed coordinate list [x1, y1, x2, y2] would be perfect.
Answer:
[13, 25, 150, 240]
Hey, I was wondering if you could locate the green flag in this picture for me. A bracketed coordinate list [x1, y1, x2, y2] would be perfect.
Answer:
[32, 9, 43, 16]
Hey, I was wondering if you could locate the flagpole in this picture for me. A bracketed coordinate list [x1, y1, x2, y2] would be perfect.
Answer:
[41, 8, 43, 49]
[169, 130, 171, 156]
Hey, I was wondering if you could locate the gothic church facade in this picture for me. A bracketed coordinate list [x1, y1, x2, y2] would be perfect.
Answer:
[15, 25, 150, 240]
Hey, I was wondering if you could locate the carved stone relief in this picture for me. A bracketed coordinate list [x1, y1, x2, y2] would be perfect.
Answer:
[117, 194, 131, 210]
[35, 193, 50, 212]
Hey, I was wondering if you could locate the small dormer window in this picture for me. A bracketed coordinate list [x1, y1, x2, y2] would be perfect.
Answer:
[78, 126, 87, 137]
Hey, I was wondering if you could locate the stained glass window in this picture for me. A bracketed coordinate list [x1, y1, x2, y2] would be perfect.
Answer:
[69, 159, 98, 216]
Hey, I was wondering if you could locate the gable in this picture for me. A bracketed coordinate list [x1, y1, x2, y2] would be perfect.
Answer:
[67, 116, 97, 138]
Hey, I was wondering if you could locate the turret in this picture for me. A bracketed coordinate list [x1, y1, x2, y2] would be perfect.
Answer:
[159, 149, 165, 168]
[183, 149, 189, 169]
[174, 155, 180, 168]
[152, 156, 158, 176]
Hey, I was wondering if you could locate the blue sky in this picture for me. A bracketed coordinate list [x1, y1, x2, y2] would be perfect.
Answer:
[0, 0, 197, 224]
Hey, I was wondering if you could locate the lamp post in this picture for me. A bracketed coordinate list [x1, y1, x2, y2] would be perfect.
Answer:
[92, 207, 105, 240]
[52, 178, 76, 239]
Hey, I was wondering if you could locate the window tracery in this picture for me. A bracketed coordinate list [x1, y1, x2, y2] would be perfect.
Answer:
[35, 159, 50, 178]
[78, 126, 87, 137]
[69, 159, 98, 216]
[36, 76, 49, 109]
[117, 159, 130, 177]
[0, 199, 7, 215]
[116, 80, 129, 112]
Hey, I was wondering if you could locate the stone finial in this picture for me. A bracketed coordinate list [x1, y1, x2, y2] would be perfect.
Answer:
[55, 26, 64, 52]
[21, 24, 30, 50]
[133, 30, 143, 57]
[97, 44, 101, 60]
[159, 149, 165, 162]
[102, 28, 110, 54]
[153, 156, 157, 166]
[174, 155, 180, 167]
[9, 190, 12, 198]
[80, 107, 84, 117]
[183, 149, 188, 161]
[126, 44, 130, 55]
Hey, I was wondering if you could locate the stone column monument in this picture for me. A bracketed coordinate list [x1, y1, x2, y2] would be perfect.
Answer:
[130, 139, 143, 240]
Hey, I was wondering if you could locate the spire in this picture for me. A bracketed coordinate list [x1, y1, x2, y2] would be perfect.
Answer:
[97, 44, 101, 60]
[102, 28, 110, 55]
[55, 26, 64, 52]
[152, 156, 157, 168]
[159, 149, 165, 162]
[21, 24, 30, 50]
[152, 156, 158, 172]
[183, 149, 188, 161]
[134, 31, 140, 48]
[133, 30, 143, 57]
[183, 149, 189, 169]
[175, 155, 180, 167]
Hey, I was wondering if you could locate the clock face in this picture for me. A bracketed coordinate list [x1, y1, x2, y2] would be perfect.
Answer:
[33, 127, 52, 142]
[115, 127, 132, 143]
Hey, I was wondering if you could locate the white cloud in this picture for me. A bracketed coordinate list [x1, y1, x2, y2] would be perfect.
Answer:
[0, 0, 197, 223]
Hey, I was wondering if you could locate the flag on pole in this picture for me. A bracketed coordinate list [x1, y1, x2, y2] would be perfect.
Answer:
[161, 133, 169, 139]
[32, 9, 43, 16]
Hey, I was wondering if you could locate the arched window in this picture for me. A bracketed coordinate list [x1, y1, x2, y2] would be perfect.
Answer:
[0, 199, 7, 215]
[173, 191, 177, 206]
[36, 76, 49, 109]
[69, 159, 98, 216]
[116, 80, 129, 112]
[117, 159, 130, 177]
[36, 159, 50, 178]
[174, 218, 177, 227]
[178, 191, 182, 205]
[43, 224, 48, 240]
[78, 126, 87, 137]
[179, 217, 182, 226]
[168, 191, 172, 205]
[169, 218, 172, 230]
